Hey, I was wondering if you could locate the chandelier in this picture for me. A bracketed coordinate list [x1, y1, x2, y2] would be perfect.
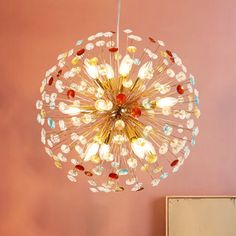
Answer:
[36, 0, 200, 192]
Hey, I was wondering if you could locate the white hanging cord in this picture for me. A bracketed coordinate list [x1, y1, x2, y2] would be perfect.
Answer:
[116, 0, 121, 49]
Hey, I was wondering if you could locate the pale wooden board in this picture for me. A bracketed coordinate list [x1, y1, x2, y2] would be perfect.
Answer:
[166, 196, 236, 236]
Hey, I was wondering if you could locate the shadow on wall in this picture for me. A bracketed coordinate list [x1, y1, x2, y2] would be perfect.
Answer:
[151, 197, 166, 236]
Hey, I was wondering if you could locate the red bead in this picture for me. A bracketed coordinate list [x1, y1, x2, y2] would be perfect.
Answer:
[170, 57, 175, 63]
[85, 171, 93, 177]
[57, 70, 62, 77]
[149, 37, 156, 43]
[48, 76, 53, 85]
[109, 47, 119, 52]
[116, 93, 126, 105]
[136, 187, 144, 192]
[166, 50, 173, 57]
[177, 85, 184, 94]
[170, 160, 179, 167]
[109, 173, 119, 179]
[131, 107, 142, 118]
[76, 48, 85, 56]
[75, 164, 85, 171]
[67, 89, 75, 99]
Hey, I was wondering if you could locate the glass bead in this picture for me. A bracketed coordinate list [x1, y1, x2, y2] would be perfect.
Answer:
[158, 40, 165, 46]
[54, 161, 62, 169]
[76, 48, 85, 56]
[111, 161, 120, 168]
[148, 37, 156, 43]
[76, 39, 83, 46]
[75, 164, 85, 171]
[126, 178, 136, 185]
[141, 164, 149, 171]
[176, 72, 186, 82]
[127, 158, 138, 168]
[117, 169, 128, 176]
[115, 186, 124, 192]
[109, 173, 119, 179]
[127, 46, 137, 53]
[153, 166, 163, 173]
[85, 171, 93, 177]
[47, 118, 55, 129]
[67, 174, 76, 182]
[67, 89, 75, 99]
[160, 172, 169, 179]
[85, 43, 94, 50]
[170, 159, 179, 167]
[163, 124, 173, 136]
[92, 166, 104, 176]
[109, 47, 118, 52]
[48, 76, 53, 85]
[123, 29, 132, 34]
[116, 93, 126, 105]
[189, 75, 195, 86]
[166, 69, 175, 78]
[177, 85, 184, 94]
[88, 180, 97, 186]
[136, 187, 145, 191]
[90, 187, 98, 193]
[131, 107, 141, 118]
[151, 179, 160, 187]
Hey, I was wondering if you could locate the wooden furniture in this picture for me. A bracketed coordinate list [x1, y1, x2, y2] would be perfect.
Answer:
[166, 196, 236, 236]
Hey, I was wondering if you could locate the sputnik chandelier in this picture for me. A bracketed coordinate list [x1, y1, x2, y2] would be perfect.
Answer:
[36, 0, 200, 192]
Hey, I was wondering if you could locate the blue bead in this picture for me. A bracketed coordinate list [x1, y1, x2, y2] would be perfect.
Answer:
[76, 39, 83, 46]
[160, 172, 169, 179]
[117, 169, 129, 176]
[189, 76, 195, 86]
[194, 95, 200, 105]
[47, 118, 55, 129]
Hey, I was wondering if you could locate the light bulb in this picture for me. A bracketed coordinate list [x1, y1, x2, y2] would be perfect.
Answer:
[138, 61, 154, 80]
[119, 54, 133, 77]
[95, 99, 113, 111]
[84, 59, 99, 79]
[61, 106, 81, 116]
[156, 97, 178, 108]
[105, 64, 114, 79]
[131, 138, 147, 159]
[99, 143, 110, 160]
[84, 142, 99, 161]
[131, 138, 156, 159]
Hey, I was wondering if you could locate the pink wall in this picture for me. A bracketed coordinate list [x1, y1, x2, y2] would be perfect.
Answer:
[1, 0, 236, 235]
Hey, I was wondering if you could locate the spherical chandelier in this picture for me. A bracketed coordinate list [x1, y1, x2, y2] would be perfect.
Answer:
[36, 0, 200, 192]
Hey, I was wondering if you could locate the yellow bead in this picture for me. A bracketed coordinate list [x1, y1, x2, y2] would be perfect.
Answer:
[157, 66, 164, 73]
[154, 166, 163, 173]
[54, 161, 62, 169]
[52, 155, 58, 161]
[114, 52, 122, 61]
[160, 51, 167, 57]
[141, 164, 149, 171]
[188, 94, 194, 102]
[194, 107, 201, 118]
[40, 109, 46, 118]
[88, 57, 98, 65]
[71, 56, 79, 65]
[127, 46, 137, 53]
